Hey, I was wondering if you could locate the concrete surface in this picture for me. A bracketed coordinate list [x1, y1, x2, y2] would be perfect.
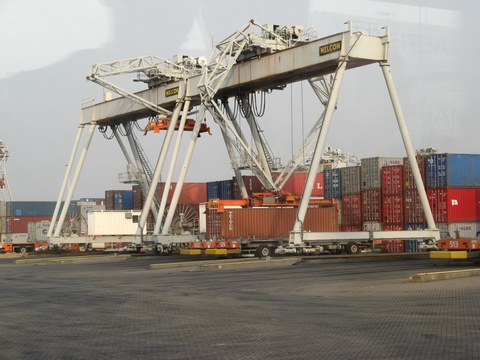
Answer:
[0, 255, 479, 359]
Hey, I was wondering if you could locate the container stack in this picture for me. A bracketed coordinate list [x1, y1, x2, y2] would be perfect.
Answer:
[381, 165, 404, 230]
[360, 157, 403, 231]
[105, 190, 133, 210]
[403, 155, 427, 230]
[339, 166, 362, 231]
[425, 154, 480, 238]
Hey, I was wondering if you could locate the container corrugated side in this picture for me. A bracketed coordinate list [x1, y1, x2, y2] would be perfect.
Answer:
[363, 221, 383, 231]
[382, 194, 403, 225]
[403, 156, 426, 190]
[426, 153, 480, 188]
[133, 182, 207, 208]
[323, 168, 342, 199]
[361, 189, 382, 222]
[7, 201, 77, 217]
[341, 194, 362, 229]
[87, 211, 145, 236]
[114, 191, 133, 210]
[381, 165, 403, 195]
[361, 157, 403, 190]
[440, 222, 480, 238]
[233, 176, 265, 199]
[9, 216, 55, 233]
[205, 207, 339, 241]
[404, 189, 426, 224]
[27, 221, 50, 242]
[427, 188, 480, 223]
[340, 166, 361, 195]
[275, 172, 324, 197]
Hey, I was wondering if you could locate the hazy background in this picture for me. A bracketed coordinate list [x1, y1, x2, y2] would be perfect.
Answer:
[0, 0, 477, 201]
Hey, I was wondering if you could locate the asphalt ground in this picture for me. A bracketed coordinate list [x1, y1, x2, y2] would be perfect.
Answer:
[0, 254, 479, 359]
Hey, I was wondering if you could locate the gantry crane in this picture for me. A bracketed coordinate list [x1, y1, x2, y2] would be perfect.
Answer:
[48, 20, 439, 251]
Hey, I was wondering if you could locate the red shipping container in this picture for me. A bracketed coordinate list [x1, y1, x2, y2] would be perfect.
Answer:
[404, 189, 426, 224]
[342, 224, 363, 232]
[233, 176, 265, 199]
[382, 240, 405, 253]
[427, 188, 480, 223]
[341, 194, 362, 228]
[132, 182, 206, 208]
[274, 172, 324, 198]
[381, 165, 404, 195]
[205, 206, 339, 241]
[8, 216, 55, 233]
[362, 189, 382, 222]
[403, 156, 426, 190]
[382, 194, 404, 225]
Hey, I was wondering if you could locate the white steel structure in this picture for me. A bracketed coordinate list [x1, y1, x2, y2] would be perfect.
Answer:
[49, 20, 439, 249]
[0, 140, 13, 202]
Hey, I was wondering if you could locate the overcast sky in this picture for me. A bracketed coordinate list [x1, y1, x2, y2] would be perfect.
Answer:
[0, 0, 478, 201]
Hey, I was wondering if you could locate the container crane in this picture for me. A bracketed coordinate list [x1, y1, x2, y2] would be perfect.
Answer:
[49, 20, 439, 254]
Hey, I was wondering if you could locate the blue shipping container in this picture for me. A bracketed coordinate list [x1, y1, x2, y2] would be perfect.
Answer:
[207, 180, 234, 200]
[323, 168, 342, 199]
[8, 201, 77, 217]
[114, 191, 133, 210]
[426, 153, 480, 188]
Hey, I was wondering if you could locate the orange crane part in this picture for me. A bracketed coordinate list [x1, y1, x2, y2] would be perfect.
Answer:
[144, 117, 211, 136]
[207, 193, 336, 213]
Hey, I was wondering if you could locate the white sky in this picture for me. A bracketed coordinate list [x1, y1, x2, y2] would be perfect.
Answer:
[0, 0, 477, 201]
[0, 0, 111, 79]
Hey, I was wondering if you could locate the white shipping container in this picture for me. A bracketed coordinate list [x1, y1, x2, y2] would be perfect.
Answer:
[363, 221, 383, 232]
[87, 211, 145, 236]
[437, 222, 480, 239]
[28, 221, 50, 242]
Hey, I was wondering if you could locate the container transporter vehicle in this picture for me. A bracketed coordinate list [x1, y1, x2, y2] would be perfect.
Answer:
[46, 20, 440, 256]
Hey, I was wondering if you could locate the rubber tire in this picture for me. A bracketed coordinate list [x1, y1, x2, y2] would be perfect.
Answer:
[255, 245, 271, 258]
[345, 242, 359, 254]
[156, 244, 164, 255]
[20, 247, 27, 254]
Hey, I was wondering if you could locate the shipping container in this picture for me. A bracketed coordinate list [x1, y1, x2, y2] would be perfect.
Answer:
[404, 223, 426, 231]
[382, 194, 403, 225]
[274, 172, 324, 198]
[381, 240, 404, 253]
[360, 157, 403, 190]
[7, 216, 55, 234]
[404, 189, 426, 224]
[205, 206, 339, 241]
[341, 194, 362, 229]
[323, 168, 342, 199]
[87, 211, 145, 236]
[403, 156, 426, 190]
[105, 190, 133, 211]
[340, 166, 361, 195]
[233, 176, 265, 199]
[206, 179, 234, 200]
[381, 165, 404, 195]
[131, 182, 206, 209]
[404, 239, 420, 252]
[6, 201, 77, 217]
[426, 153, 480, 188]
[436, 222, 480, 239]
[362, 189, 382, 222]
[27, 221, 50, 242]
[383, 224, 404, 231]
[427, 188, 480, 223]
[363, 221, 383, 231]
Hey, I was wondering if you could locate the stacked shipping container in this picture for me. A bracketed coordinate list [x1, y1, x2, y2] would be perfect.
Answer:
[339, 166, 362, 231]
[425, 153, 480, 238]
[381, 165, 404, 230]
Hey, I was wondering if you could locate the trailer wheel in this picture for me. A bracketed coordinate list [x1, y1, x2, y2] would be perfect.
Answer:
[256, 245, 272, 258]
[345, 242, 359, 254]
[156, 244, 164, 255]
[20, 247, 27, 254]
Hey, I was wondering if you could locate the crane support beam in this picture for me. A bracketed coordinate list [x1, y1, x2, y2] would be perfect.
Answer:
[81, 29, 388, 126]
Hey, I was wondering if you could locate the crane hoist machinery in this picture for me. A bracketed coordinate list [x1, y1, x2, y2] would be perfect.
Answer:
[48, 20, 439, 255]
